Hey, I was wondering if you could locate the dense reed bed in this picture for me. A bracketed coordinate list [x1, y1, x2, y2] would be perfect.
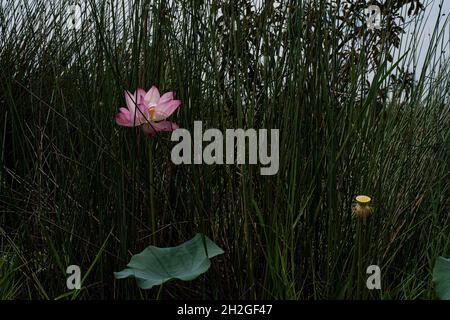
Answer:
[0, 0, 449, 299]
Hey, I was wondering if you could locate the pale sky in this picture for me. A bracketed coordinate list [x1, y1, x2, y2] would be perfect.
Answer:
[398, 0, 449, 78]
[2, 0, 448, 80]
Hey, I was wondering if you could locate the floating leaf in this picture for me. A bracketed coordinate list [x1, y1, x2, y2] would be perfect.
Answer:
[433, 256, 450, 300]
[114, 233, 224, 289]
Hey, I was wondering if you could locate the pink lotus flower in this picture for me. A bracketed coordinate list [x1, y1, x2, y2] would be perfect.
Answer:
[115, 86, 181, 137]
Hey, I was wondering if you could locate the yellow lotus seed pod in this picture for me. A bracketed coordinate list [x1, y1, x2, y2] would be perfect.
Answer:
[355, 195, 371, 204]
[352, 195, 374, 221]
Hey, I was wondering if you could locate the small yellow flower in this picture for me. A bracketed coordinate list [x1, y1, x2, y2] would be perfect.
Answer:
[352, 195, 374, 221]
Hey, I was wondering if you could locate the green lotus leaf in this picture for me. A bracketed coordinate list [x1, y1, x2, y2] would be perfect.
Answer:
[433, 256, 450, 300]
[114, 233, 224, 289]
